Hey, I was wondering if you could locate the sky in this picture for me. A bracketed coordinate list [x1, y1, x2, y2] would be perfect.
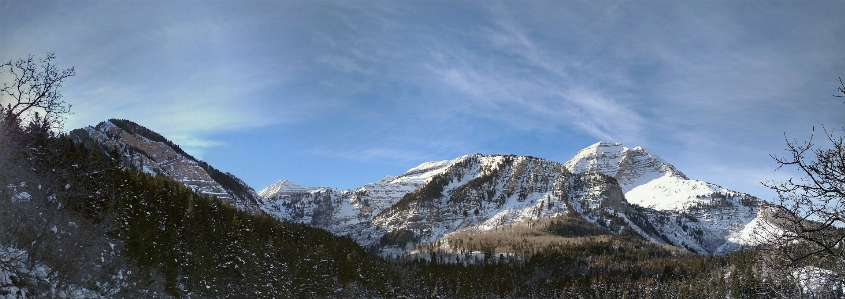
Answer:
[2, 1, 843, 201]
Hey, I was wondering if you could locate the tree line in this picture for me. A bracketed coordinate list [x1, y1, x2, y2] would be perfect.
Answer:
[2, 53, 843, 298]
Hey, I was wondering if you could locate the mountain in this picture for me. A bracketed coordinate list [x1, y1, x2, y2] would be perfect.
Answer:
[563, 142, 764, 252]
[67, 119, 765, 255]
[258, 158, 456, 245]
[69, 119, 261, 210]
[260, 142, 766, 255]
[258, 179, 309, 197]
[43, 120, 830, 296]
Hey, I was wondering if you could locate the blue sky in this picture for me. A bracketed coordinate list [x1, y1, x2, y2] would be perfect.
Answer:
[2, 1, 843, 200]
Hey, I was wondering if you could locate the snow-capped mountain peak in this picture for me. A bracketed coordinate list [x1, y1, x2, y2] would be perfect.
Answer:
[564, 142, 628, 178]
[68, 118, 770, 256]
[257, 141, 765, 256]
[258, 179, 309, 198]
[557, 142, 764, 253]
[564, 141, 686, 192]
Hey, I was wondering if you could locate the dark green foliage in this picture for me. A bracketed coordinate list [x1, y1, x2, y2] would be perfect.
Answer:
[450, 169, 502, 205]
[395, 236, 798, 298]
[379, 228, 419, 249]
[8, 131, 822, 298]
[195, 160, 258, 204]
[10, 133, 398, 297]
[628, 205, 674, 245]
[98, 168, 397, 297]
[545, 215, 610, 238]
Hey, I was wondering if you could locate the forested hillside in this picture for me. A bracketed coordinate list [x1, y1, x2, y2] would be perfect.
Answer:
[0, 104, 814, 299]
[1, 126, 397, 297]
[69, 119, 261, 210]
[2, 54, 841, 298]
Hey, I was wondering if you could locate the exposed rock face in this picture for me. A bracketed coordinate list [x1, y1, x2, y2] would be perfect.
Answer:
[261, 142, 765, 255]
[562, 142, 763, 253]
[368, 155, 570, 249]
[564, 142, 688, 192]
[70, 119, 261, 210]
[258, 156, 464, 248]
[68, 119, 766, 256]
[259, 180, 309, 198]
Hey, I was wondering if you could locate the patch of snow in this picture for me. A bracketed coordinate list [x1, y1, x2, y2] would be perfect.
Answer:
[794, 266, 841, 294]
[387, 157, 458, 185]
[625, 174, 716, 210]
[619, 168, 664, 193]
[337, 197, 360, 224]
[99, 119, 118, 131]
[12, 192, 31, 203]
[724, 212, 783, 247]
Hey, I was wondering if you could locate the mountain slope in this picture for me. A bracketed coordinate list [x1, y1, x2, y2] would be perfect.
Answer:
[261, 142, 766, 255]
[562, 142, 763, 253]
[70, 119, 261, 210]
[258, 156, 460, 245]
[67, 119, 765, 256]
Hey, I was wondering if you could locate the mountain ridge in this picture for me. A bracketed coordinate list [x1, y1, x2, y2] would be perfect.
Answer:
[260, 142, 766, 255]
[69, 119, 767, 256]
[70, 119, 262, 210]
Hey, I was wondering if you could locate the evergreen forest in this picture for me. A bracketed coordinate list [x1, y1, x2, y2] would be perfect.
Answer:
[1, 126, 837, 298]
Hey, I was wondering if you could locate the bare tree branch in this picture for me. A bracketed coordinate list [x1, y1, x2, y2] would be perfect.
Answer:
[1, 53, 75, 133]
[759, 79, 845, 295]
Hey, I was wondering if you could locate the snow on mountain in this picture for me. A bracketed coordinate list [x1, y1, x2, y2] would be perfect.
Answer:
[625, 179, 762, 253]
[70, 119, 261, 210]
[560, 141, 771, 253]
[564, 142, 626, 176]
[260, 141, 769, 256]
[387, 159, 454, 184]
[355, 157, 457, 212]
[258, 156, 461, 243]
[724, 208, 785, 247]
[260, 153, 646, 253]
[65, 119, 773, 256]
[626, 174, 735, 211]
[564, 141, 687, 193]
[368, 154, 572, 249]
[258, 180, 309, 198]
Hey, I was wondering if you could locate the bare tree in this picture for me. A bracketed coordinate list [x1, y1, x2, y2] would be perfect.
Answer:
[0, 54, 159, 297]
[1, 53, 75, 133]
[760, 79, 845, 297]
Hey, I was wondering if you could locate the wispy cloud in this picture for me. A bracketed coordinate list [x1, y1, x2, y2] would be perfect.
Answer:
[420, 7, 645, 143]
[557, 88, 644, 142]
[5, 1, 843, 191]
